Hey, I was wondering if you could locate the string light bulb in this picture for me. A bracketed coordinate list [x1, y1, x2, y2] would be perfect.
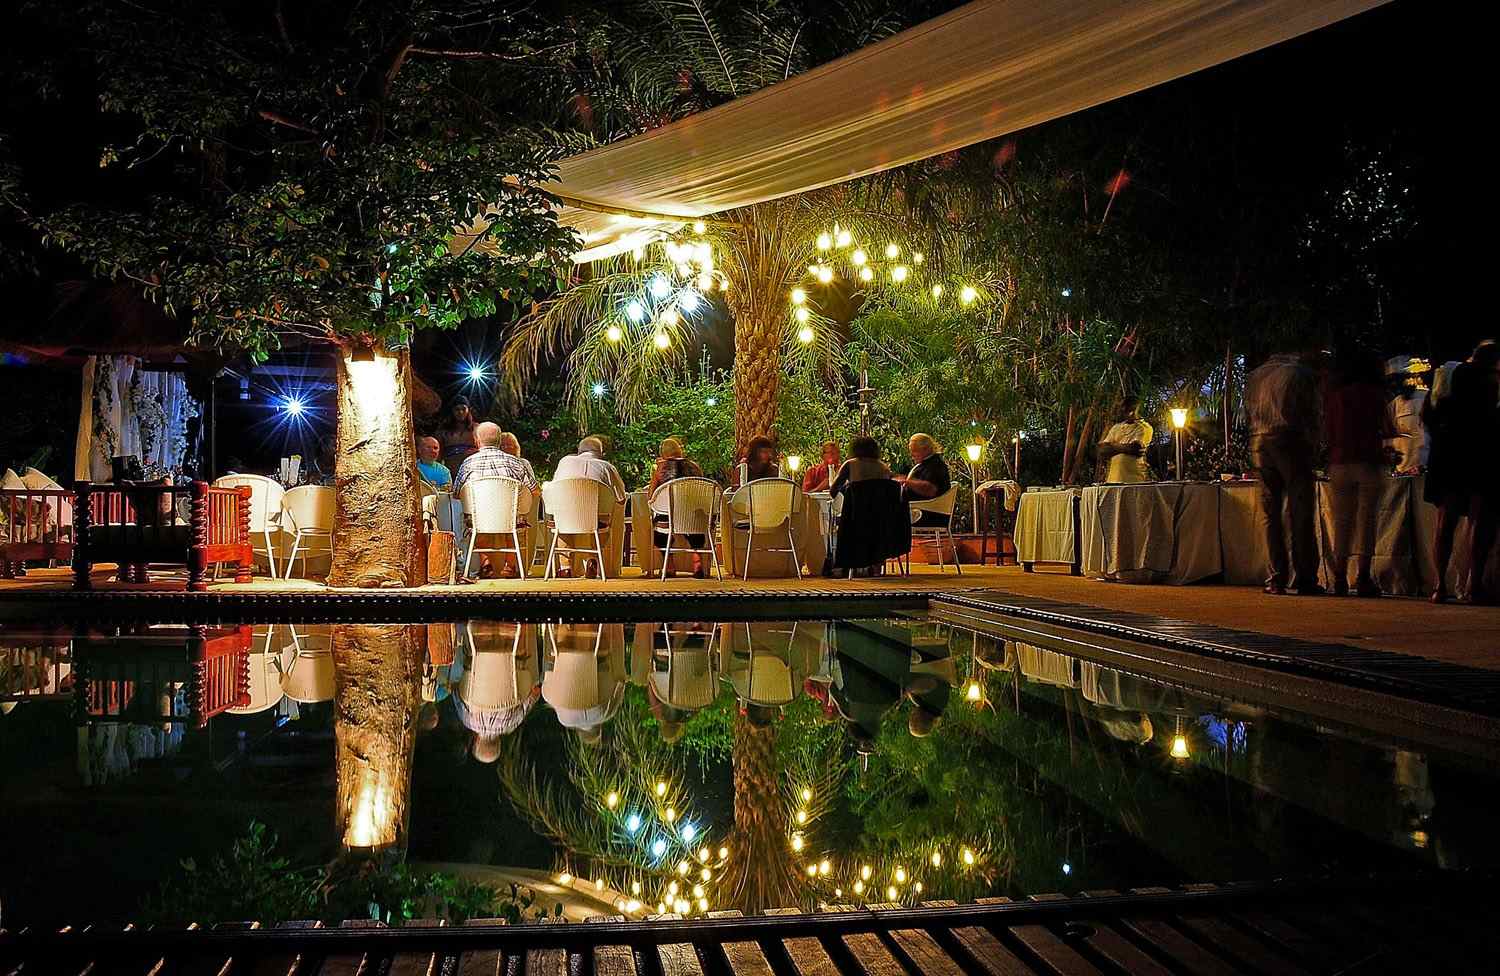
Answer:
[816, 232, 833, 251]
[853, 880, 865, 895]
[665, 807, 677, 823]
[835, 228, 852, 248]
[894, 867, 907, 884]
[913, 252, 924, 264]
[961, 847, 976, 866]
[791, 287, 807, 305]
[796, 810, 808, 824]
[887, 886, 899, 901]
[650, 276, 671, 298]
[860, 865, 872, 880]
[960, 285, 978, 305]
[931, 851, 942, 868]
[795, 307, 811, 324]
[653, 331, 670, 350]
[697, 272, 714, 291]
[797, 326, 815, 345]
[851, 249, 867, 266]
[557, 872, 572, 885]
[605, 324, 623, 343]
[791, 834, 805, 852]
[967, 681, 982, 702]
[819, 859, 831, 875]
[891, 265, 909, 283]
[806, 864, 818, 877]
[626, 300, 646, 322]
[816, 266, 834, 284]
[858, 267, 874, 282]
[931, 284, 943, 299]
[692, 220, 707, 234]
[801, 787, 813, 802]
[719, 846, 729, 859]
[656, 781, 668, 796]
[661, 308, 680, 326]
[885, 243, 900, 259]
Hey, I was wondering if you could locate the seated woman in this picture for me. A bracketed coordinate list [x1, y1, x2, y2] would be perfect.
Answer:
[648, 437, 704, 494]
[734, 435, 780, 486]
[648, 438, 708, 573]
[830, 436, 892, 496]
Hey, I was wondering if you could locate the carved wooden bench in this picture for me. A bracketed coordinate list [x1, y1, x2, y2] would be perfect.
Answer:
[70, 481, 254, 590]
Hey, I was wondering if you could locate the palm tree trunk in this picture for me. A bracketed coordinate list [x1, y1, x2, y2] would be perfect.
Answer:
[725, 713, 800, 913]
[734, 308, 782, 459]
[330, 341, 422, 587]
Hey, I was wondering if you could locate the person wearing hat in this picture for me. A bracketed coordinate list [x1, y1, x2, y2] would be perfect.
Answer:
[1384, 356, 1431, 474]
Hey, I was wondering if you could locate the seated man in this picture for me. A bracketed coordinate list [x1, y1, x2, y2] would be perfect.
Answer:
[897, 432, 952, 527]
[454, 422, 540, 499]
[554, 436, 628, 504]
[416, 435, 453, 489]
[1096, 397, 1153, 483]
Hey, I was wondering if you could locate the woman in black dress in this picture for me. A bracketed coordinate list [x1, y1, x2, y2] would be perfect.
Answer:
[1423, 344, 1500, 603]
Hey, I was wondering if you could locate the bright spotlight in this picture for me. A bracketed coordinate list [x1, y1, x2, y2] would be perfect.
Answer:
[591, 382, 607, 399]
[650, 276, 672, 299]
[283, 396, 305, 416]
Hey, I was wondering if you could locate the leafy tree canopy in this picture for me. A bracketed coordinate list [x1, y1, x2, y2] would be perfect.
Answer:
[14, 0, 581, 358]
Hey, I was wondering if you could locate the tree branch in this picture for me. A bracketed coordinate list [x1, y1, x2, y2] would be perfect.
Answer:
[257, 110, 320, 135]
[407, 43, 571, 62]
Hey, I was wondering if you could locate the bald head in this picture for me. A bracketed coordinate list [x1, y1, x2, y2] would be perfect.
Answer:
[417, 436, 440, 462]
[578, 436, 605, 455]
[475, 422, 502, 448]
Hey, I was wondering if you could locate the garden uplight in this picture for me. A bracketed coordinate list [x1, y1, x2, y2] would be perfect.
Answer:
[1170, 407, 1189, 430]
[966, 443, 983, 463]
[786, 455, 802, 473]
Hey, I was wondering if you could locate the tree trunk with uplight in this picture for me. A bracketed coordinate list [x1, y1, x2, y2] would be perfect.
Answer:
[330, 342, 422, 588]
[333, 623, 425, 853]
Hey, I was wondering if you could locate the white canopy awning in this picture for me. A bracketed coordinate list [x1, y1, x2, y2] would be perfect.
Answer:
[548, 0, 1387, 261]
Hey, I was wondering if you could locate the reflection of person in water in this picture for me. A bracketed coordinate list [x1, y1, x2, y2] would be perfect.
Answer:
[829, 619, 954, 744]
[452, 622, 541, 763]
[725, 621, 829, 725]
[637, 622, 718, 743]
[1078, 659, 1167, 745]
[542, 623, 627, 745]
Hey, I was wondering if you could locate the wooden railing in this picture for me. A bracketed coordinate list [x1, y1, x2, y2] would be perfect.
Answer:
[71, 482, 253, 590]
[0, 488, 75, 577]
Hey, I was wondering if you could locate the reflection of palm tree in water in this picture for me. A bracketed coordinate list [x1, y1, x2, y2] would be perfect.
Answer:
[724, 710, 802, 914]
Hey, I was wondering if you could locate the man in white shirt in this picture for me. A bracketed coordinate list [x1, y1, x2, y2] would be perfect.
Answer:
[553, 436, 627, 503]
[1095, 398, 1152, 483]
[1384, 357, 1429, 473]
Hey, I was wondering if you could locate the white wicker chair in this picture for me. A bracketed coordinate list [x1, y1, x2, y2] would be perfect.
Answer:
[212, 474, 284, 577]
[541, 478, 614, 580]
[280, 626, 333, 703]
[281, 485, 334, 579]
[907, 485, 962, 575]
[649, 476, 724, 581]
[460, 476, 532, 579]
[729, 478, 803, 579]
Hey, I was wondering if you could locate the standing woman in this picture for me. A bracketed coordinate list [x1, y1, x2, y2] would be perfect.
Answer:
[436, 397, 478, 476]
[1423, 344, 1500, 603]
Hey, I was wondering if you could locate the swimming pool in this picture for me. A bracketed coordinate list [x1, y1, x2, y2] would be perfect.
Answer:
[2, 614, 1493, 929]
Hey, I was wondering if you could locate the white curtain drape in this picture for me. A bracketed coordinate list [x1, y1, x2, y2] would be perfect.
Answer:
[82, 357, 200, 480]
[528, 0, 1387, 261]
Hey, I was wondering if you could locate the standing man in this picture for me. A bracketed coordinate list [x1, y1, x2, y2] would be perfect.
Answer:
[1095, 397, 1153, 483]
[416, 436, 453, 489]
[1246, 352, 1324, 595]
[898, 433, 952, 526]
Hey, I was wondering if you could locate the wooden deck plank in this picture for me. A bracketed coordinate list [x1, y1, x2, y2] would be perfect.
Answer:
[1007, 925, 1104, 976]
[1176, 913, 1311, 976]
[1064, 922, 1173, 976]
[782, 938, 841, 976]
[656, 942, 704, 976]
[1116, 917, 1239, 976]
[839, 932, 904, 976]
[1229, 910, 1334, 968]
[523, 947, 566, 976]
[453, 917, 509, 976]
[249, 920, 323, 976]
[720, 940, 775, 976]
[386, 918, 442, 976]
[948, 926, 1032, 976]
[888, 928, 965, 976]
[593, 945, 637, 976]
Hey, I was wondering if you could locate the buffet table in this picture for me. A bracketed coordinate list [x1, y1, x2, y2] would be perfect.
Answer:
[1080, 482, 1222, 584]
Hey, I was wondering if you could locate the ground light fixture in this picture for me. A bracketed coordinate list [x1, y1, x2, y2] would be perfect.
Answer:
[1171, 715, 1192, 760]
[786, 454, 802, 474]
[1170, 407, 1189, 480]
[964, 441, 984, 531]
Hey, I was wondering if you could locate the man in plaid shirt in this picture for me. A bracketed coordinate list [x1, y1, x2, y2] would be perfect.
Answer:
[454, 422, 541, 501]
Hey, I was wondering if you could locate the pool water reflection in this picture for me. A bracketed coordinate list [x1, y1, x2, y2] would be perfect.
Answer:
[1, 616, 1494, 927]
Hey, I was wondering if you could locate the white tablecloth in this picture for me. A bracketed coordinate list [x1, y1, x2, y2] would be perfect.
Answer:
[1080, 483, 1222, 584]
[1014, 488, 1081, 568]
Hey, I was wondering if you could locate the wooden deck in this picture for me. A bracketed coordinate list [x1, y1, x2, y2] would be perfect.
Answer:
[2, 880, 1490, 975]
